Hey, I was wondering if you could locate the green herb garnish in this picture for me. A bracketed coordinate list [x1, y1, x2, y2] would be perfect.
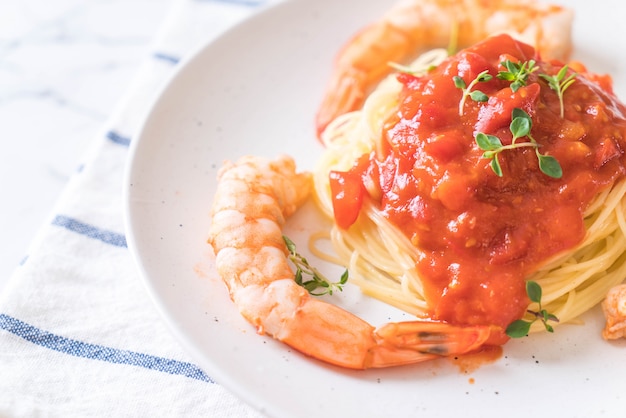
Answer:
[540, 64, 577, 118]
[497, 59, 538, 92]
[283, 235, 348, 296]
[506, 281, 560, 338]
[475, 108, 563, 178]
[388, 60, 439, 76]
[388, 61, 418, 75]
[453, 69, 493, 116]
[447, 19, 459, 56]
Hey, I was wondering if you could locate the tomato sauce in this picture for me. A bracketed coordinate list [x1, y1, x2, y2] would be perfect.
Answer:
[330, 34, 626, 344]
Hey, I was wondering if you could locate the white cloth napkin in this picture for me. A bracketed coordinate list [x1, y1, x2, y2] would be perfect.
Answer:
[0, 0, 281, 416]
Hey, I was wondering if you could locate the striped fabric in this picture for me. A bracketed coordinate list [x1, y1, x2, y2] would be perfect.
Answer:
[51, 215, 128, 248]
[0, 314, 213, 383]
[0, 0, 278, 416]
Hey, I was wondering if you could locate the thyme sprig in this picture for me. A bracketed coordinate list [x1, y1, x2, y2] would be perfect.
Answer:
[506, 281, 560, 338]
[283, 235, 348, 296]
[540, 64, 577, 118]
[497, 59, 538, 92]
[475, 108, 563, 178]
[453, 70, 492, 116]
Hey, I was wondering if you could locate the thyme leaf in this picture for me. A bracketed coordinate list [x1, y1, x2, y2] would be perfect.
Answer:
[475, 108, 563, 178]
[540, 64, 577, 118]
[497, 59, 538, 92]
[454, 69, 492, 116]
[506, 281, 560, 338]
[283, 235, 348, 296]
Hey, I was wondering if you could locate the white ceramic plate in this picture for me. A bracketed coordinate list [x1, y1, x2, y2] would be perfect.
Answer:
[125, 0, 626, 417]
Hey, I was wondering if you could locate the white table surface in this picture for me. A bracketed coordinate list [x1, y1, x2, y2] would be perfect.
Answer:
[0, 0, 173, 295]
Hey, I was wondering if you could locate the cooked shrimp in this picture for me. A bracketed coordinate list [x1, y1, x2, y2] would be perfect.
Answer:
[602, 284, 626, 340]
[316, 0, 574, 137]
[207, 155, 494, 369]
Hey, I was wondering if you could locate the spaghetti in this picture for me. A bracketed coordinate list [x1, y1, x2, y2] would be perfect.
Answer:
[313, 34, 626, 337]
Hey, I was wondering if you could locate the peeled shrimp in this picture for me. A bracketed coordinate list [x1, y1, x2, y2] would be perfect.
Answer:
[602, 284, 626, 340]
[316, 0, 574, 137]
[207, 155, 493, 369]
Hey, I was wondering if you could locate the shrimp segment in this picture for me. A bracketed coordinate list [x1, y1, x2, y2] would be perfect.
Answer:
[208, 155, 493, 369]
[602, 284, 626, 340]
[316, 0, 574, 137]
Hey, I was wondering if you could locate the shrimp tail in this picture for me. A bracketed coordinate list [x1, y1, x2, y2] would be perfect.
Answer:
[273, 296, 494, 369]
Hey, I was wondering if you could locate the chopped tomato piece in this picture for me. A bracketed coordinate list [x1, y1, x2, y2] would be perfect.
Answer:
[329, 169, 365, 229]
[595, 138, 622, 168]
[475, 83, 540, 134]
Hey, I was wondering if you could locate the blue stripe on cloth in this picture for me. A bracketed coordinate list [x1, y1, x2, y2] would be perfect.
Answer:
[106, 130, 131, 147]
[0, 314, 214, 383]
[153, 52, 180, 64]
[52, 215, 127, 248]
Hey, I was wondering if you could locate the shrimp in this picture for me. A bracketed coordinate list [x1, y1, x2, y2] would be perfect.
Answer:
[315, 0, 574, 137]
[207, 154, 494, 369]
[601, 284, 626, 340]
